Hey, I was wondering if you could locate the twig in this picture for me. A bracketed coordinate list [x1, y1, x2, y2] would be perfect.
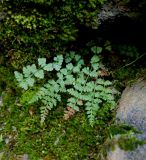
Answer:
[116, 53, 146, 71]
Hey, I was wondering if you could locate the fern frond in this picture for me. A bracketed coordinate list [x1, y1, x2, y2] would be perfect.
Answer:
[86, 102, 100, 126]
[43, 63, 53, 71]
[40, 106, 49, 124]
[38, 58, 46, 68]
[14, 71, 24, 82]
[19, 81, 29, 90]
[34, 69, 44, 79]
[66, 63, 74, 71]
[67, 97, 79, 111]
[15, 47, 116, 126]
[73, 65, 81, 73]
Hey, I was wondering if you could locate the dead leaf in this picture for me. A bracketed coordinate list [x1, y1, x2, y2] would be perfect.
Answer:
[99, 68, 110, 77]
[63, 106, 76, 120]
[15, 154, 29, 160]
[29, 107, 35, 116]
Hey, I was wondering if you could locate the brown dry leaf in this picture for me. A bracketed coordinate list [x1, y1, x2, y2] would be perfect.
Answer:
[15, 154, 29, 160]
[63, 106, 76, 120]
[99, 69, 110, 77]
[29, 107, 35, 116]
[43, 154, 56, 160]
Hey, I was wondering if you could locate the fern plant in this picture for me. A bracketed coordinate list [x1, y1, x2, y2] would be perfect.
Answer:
[15, 47, 115, 126]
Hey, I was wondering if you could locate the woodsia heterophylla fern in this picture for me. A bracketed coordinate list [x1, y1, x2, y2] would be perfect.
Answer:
[14, 47, 115, 126]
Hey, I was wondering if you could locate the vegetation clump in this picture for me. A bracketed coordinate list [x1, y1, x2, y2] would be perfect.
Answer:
[14, 47, 115, 126]
[1, 0, 146, 159]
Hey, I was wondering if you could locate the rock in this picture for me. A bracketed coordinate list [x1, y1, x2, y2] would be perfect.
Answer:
[107, 145, 126, 160]
[14, 154, 29, 160]
[98, 3, 126, 23]
[107, 80, 146, 160]
[0, 96, 2, 107]
[0, 92, 5, 107]
[116, 80, 146, 136]
[108, 144, 146, 160]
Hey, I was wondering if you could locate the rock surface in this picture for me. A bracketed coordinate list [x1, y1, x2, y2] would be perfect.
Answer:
[107, 80, 146, 160]
[0, 96, 2, 107]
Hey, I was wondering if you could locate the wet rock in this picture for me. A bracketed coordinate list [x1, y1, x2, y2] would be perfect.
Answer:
[107, 80, 146, 160]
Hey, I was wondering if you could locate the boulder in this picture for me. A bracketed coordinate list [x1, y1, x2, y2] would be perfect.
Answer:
[107, 80, 146, 160]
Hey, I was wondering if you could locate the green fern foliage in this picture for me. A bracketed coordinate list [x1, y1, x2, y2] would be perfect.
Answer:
[15, 48, 115, 126]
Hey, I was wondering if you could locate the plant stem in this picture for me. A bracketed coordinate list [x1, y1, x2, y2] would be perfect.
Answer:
[116, 53, 146, 71]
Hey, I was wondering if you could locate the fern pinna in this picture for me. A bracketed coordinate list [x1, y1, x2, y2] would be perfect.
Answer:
[15, 47, 115, 126]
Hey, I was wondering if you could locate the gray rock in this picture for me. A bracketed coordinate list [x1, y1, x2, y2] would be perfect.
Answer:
[107, 80, 146, 160]
[116, 80, 146, 135]
[0, 96, 2, 107]
[107, 145, 126, 160]
[97, 2, 128, 24]
[0, 92, 5, 107]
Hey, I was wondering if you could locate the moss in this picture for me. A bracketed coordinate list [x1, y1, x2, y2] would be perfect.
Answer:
[0, 90, 112, 160]
[108, 124, 140, 136]
[0, 67, 15, 94]
[107, 124, 146, 151]
[112, 66, 144, 94]
[0, 139, 4, 151]
[118, 136, 146, 151]
[113, 67, 137, 82]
